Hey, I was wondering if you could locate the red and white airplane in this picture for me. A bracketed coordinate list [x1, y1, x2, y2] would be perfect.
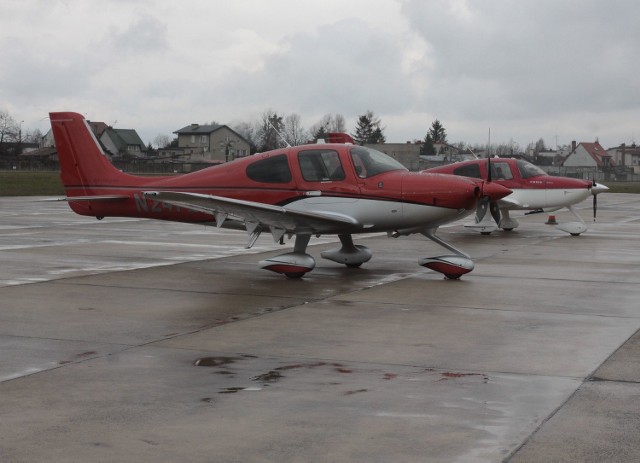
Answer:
[425, 157, 608, 235]
[49, 112, 511, 279]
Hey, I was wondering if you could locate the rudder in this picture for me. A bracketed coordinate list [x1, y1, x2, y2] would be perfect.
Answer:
[49, 112, 138, 191]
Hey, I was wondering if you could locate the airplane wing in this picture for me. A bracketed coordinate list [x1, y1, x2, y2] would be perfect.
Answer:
[499, 196, 561, 211]
[498, 196, 524, 208]
[144, 191, 360, 245]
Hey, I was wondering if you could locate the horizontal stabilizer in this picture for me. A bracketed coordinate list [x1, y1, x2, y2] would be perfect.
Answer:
[44, 195, 129, 202]
[65, 195, 130, 202]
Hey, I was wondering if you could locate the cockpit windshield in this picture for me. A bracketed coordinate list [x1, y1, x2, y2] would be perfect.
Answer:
[517, 159, 547, 179]
[350, 146, 407, 179]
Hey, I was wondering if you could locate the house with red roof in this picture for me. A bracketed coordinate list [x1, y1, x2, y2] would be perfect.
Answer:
[561, 141, 615, 168]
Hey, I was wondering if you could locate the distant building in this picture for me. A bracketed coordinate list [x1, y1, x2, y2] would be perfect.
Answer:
[100, 127, 147, 159]
[365, 142, 422, 170]
[173, 123, 250, 163]
[365, 141, 474, 171]
[562, 141, 615, 168]
[40, 120, 144, 160]
[608, 143, 640, 173]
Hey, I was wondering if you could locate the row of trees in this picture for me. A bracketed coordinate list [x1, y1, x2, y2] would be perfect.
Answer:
[1, 107, 553, 159]
[0, 110, 45, 158]
[224, 110, 386, 154]
[227, 112, 542, 158]
[0, 111, 42, 145]
[152, 110, 384, 154]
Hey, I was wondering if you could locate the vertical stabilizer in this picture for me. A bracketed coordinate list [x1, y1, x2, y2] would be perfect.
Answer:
[49, 112, 142, 192]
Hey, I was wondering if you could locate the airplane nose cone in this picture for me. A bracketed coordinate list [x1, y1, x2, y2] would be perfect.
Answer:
[482, 181, 512, 201]
[591, 183, 609, 195]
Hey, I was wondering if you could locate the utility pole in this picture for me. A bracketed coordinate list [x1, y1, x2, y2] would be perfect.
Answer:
[18, 120, 24, 154]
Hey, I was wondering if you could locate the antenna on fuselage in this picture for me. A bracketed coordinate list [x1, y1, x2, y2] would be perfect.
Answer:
[268, 120, 291, 148]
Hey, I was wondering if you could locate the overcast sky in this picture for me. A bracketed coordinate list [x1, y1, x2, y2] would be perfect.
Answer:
[1, 0, 639, 150]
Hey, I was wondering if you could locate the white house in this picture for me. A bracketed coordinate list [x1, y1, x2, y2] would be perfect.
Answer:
[608, 143, 640, 172]
[562, 141, 615, 168]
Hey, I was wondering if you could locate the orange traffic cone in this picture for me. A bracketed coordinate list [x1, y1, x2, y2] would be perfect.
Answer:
[546, 215, 558, 225]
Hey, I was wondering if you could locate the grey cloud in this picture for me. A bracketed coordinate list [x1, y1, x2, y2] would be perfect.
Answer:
[400, 0, 640, 121]
[0, 36, 96, 104]
[107, 14, 169, 55]
[212, 19, 416, 117]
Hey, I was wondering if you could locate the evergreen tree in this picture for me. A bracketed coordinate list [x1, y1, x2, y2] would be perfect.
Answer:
[312, 125, 329, 142]
[352, 110, 385, 145]
[370, 126, 386, 144]
[428, 119, 447, 143]
[420, 133, 436, 156]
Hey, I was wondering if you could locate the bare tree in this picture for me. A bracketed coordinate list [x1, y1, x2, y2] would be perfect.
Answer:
[0, 110, 19, 144]
[24, 128, 43, 144]
[309, 113, 347, 140]
[231, 121, 258, 154]
[153, 134, 171, 149]
[256, 109, 286, 152]
[282, 113, 309, 147]
[491, 138, 519, 157]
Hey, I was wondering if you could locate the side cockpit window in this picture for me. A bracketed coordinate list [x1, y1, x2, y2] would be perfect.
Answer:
[298, 150, 345, 182]
[517, 159, 547, 179]
[453, 163, 482, 179]
[349, 146, 406, 179]
[490, 162, 513, 180]
[246, 154, 292, 183]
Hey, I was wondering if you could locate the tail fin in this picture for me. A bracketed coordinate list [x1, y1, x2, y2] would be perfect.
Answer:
[49, 112, 143, 192]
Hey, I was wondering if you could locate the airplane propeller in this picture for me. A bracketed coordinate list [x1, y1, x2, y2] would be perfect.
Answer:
[592, 178, 598, 221]
[475, 155, 501, 225]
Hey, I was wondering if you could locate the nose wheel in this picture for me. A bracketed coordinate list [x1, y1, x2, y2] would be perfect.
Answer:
[321, 234, 372, 268]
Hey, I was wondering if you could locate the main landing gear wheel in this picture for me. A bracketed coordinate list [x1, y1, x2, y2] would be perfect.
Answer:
[419, 229, 475, 279]
[258, 235, 315, 278]
[419, 255, 475, 279]
[285, 272, 307, 279]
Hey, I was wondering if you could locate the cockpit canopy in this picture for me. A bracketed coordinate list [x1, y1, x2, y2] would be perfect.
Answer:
[516, 159, 547, 179]
[452, 158, 547, 180]
[245, 146, 407, 184]
[349, 146, 407, 179]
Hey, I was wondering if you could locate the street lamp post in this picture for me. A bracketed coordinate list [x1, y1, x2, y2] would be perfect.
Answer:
[18, 120, 24, 152]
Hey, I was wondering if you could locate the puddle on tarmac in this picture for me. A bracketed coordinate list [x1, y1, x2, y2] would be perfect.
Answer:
[219, 387, 245, 394]
[439, 372, 490, 383]
[343, 389, 368, 396]
[252, 370, 283, 383]
[194, 357, 238, 367]
[194, 357, 375, 397]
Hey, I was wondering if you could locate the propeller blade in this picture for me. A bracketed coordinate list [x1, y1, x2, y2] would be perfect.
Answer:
[490, 201, 502, 224]
[591, 177, 597, 222]
[486, 156, 492, 182]
[475, 196, 489, 223]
